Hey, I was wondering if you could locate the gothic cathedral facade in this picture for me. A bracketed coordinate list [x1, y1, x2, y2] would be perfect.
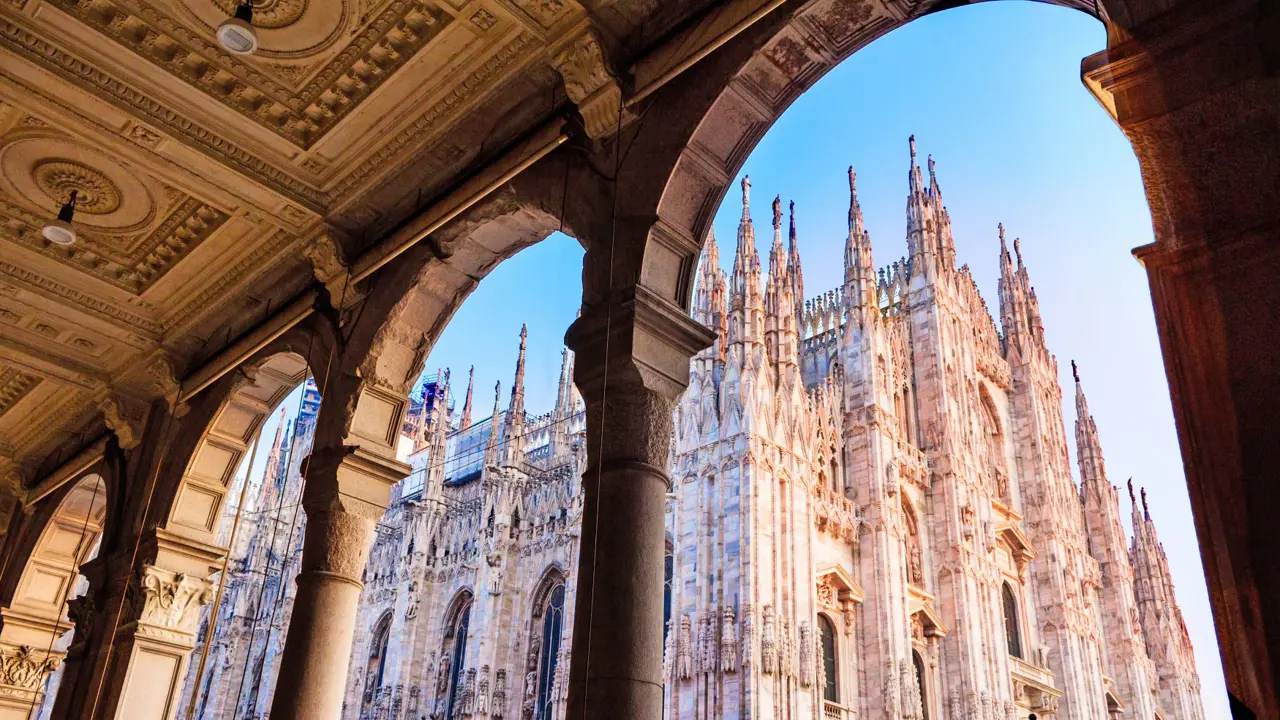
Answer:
[181, 142, 1204, 720]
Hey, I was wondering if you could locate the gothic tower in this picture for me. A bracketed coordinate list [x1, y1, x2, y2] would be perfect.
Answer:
[1075, 364, 1161, 718]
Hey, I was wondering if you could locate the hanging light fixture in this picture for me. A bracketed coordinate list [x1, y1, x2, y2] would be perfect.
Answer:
[42, 190, 77, 246]
[217, 2, 258, 55]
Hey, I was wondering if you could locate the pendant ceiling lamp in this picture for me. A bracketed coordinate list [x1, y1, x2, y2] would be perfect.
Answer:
[42, 189, 77, 246]
[217, 2, 258, 55]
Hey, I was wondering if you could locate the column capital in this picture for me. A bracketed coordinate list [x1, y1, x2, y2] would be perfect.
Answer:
[566, 284, 716, 403]
[122, 565, 213, 646]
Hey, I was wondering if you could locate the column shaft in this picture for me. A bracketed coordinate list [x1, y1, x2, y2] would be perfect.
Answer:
[1084, 1, 1279, 715]
[564, 286, 715, 720]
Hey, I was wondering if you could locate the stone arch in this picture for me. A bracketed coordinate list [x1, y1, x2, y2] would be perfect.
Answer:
[526, 565, 568, 720]
[0, 472, 108, 710]
[159, 349, 318, 548]
[5, 473, 106, 628]
[605, 0, 1099, 312]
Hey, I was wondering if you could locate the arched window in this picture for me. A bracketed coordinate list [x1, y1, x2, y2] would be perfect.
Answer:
[818, 614, 838, 703]
[443, 592, 473, 719]
[1002, 583, 1023, 659]
[913, 650, 929, 720]
[536, 584, 566, 719]
[663, 541, 674, 642]
[363, 612, 393, 705]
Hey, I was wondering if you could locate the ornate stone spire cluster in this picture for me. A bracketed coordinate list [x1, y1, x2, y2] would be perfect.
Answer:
[998, 223, 1046, 361]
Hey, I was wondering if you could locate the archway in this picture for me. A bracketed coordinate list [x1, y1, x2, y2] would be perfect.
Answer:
[0, 473, 105, 717]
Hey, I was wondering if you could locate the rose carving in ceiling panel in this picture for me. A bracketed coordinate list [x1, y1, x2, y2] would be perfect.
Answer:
[0, 135, 227, 295]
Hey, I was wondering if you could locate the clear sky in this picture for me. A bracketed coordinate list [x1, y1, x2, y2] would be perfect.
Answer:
[258, 1, 1227, 714]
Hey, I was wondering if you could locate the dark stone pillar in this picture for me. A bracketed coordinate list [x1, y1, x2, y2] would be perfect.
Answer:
[564, 286, 714, 719]
[1084, 1, 1279, 715]
[268, 446, 408, 720]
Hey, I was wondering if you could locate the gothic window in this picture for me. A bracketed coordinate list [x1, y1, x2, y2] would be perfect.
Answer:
[913, 650, 930, 720]
[443, 591, 474, 719]
[664, 541, 674, 642]
[363, 612, 393, 705]
[819, 614, 839, 702]
[530, 568, 567, 720]
[1003, 582, 1023, 659]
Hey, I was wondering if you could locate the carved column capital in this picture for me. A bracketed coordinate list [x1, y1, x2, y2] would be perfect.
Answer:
[551, 27, 631, 139]
[125, 565, 213, 644]
[0, 608, 67, 708]
[99, 393, 149, 450]
[303, 228, 356, 306]
[566, 286, 715, 473]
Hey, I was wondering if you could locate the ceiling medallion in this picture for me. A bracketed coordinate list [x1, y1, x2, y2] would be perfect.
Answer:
[215, 0, 308, 30]
[33, 160, 121, 215]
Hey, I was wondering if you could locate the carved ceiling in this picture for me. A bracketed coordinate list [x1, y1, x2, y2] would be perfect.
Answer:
[0, 0, 730, 488]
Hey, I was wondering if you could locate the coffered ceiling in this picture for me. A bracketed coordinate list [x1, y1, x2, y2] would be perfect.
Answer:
[0, 0, 712, 489]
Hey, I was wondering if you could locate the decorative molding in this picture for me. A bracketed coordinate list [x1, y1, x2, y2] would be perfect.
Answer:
[0, 644, 59, 691]
[0, 367, 39, 417]
[550, 29, 627, 139]
[130, 565, 213, 638]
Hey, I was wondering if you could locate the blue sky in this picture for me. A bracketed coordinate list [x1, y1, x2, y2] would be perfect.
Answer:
[257, 2, 1226, 714]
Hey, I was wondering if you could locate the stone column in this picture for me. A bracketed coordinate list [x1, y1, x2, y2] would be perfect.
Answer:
[1083, 1, 1278, 716]
[0, 609, 67, 719]
[268, 444, 409, 720]
[49, 530, 221, 720]
[563, 286, 715, 720]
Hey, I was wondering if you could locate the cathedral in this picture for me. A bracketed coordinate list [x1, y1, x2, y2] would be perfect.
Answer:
[176, 143, 1204, 720]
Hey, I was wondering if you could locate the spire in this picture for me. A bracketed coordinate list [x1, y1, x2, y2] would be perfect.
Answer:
[844, 166, 875, 315]
[908, 135, 923, 194]
[1141, 487, 1150, 521]
[484, 380, 502, 467]
[1074, 361, 1109, 498]
[508, 324, 527, 419]
[555, 348, 572, 418]
[928, 154, 940, 198]
[729, 175, 763, 347]
[764, 194, 797, 370]
[459, 365, 475, 431]
[787, 200, 804, 328]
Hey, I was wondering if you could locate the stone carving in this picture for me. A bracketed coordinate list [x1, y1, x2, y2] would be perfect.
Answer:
[663, 619, 675, 679]
[550, 30, 628, 139]
[885, 459, 899, 496]
[949, 689, 963, 719]
[100, 395, 147, 450]
[302, 233, 351, 303]
[909, 544, 923, 585]
[720, 605, 737, 673]
[817, 576, 836, 607]
[798, 620, 813, 687]
[677, 614, 693, 680]
[492, 670, 507, 718]
[980, 690, 993, 720]
[0, 645, 59, 690]
[134, 566, 213, 635]
[883, 659, 900, 717]
[760, 604, 776, 674]
[697, 612, 716, 673]
[477, 665, 490, 714]
[554, 647, 570, 701]
[436, 653, 452, 695]
[901, 658, 922, 720]
[740, 604, 754, 670]
[1004, 700, 1017, 720]
[460, 668, 476, 715]
[33, 159, 121, 214]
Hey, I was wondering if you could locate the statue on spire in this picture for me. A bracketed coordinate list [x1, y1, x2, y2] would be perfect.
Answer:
[1141, 487, 1150, 520]
[741, 175, 751, 212]
[788, 200, 797, 241]
[772, 195, 782, 229]
[1072, 359, 1079, 383]
[909, 135, 917, 163]
[1128, 478, 1136, 503]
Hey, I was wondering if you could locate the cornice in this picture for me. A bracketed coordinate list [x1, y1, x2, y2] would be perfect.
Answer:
[0, 16, 327, 208]
[0, 259, 161, 336]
